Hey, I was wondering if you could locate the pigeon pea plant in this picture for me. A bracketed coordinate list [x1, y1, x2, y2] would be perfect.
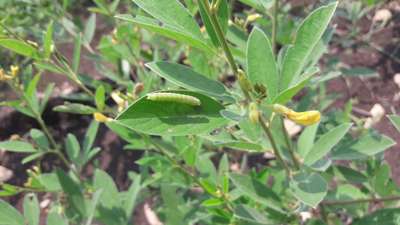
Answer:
[0, 0, 400, 224]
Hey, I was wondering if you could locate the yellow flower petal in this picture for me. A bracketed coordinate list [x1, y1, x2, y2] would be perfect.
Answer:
[287, 110, 321, 126]
[272, 104, 321, 126]
[93, 112, 112, 123]
[10, 65, 19, 77]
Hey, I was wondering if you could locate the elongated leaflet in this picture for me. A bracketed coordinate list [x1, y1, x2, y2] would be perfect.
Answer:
[147, 93, 201, 106]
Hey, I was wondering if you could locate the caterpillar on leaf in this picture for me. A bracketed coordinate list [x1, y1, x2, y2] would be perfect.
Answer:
[147, 92, 201, 106]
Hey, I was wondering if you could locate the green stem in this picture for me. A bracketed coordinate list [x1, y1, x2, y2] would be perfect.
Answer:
[147, 135, 234, 212]
[271, 0, 279, 54]
[203, 0, 238, 74]
[6, 82, 75, 171]
[51, 54, 94, 97]
[321, 195, 400, 206]
[200, 0, 292, 176]
[259, 116, 291, 177]
[280, 118, 300, 169]
[319, 204, 328, 223]
[36, 116, 58, 150]
[201, 0, 252, 101]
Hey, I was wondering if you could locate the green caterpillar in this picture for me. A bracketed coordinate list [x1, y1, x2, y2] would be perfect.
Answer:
[147, 92, 201, 106]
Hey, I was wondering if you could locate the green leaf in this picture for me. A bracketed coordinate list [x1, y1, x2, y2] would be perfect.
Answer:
[297, 123, 319, 158]
[0, 100, 35, 118]
[0, 39, 39, 59]
[229, 173, 282, 211]
[85, 190, 102, 225]
[83, 121, 99, 153]
[83, 14, 96, 46]
[335, 166, 367, 184]
[215, 141, 263, 152]
[44, 22, 54, 59]
[37, 173, 62, 192]
[53, 103, 97, 115]
[237, 0, 265, 11]
[72, 33, 82, 74]
[388, 114, 400, 133]
[247, 27, 279, 101]
[22, 152, 46, 164]
[115, 90, 228, 136]
[40, 83, 55, 114]
[161, 185, 185, 225]
[23, 194, 40, 225]
[46, 210, 68, 225]
[115, 15, 213, 53]
[122, 175, 142, 221]
[280, 2, 337, 90]
[95, 85, 106, 111]
[94, 169, 119, 207]
[146, 62, 228, 97]
[56, 169, 87, 217]
[273, 67, 319, 104]
[351, 208, 400, 225]
[331, 133, 395, 160]
[290, 172, 327, 207]
[65, 134, 80, 162]
[25, 74, 41, 113]
[34, 62, 68, 75]
[234, 205, 270, 225]
[202, 198, 224, 207]
[30, 129, 49, 150]
[132, 0, 202, 39]
[0, 200, 25, 225]
[304, 123, 352, 166]
[0, 141, 36, 153]
[341, 67, 379, 78]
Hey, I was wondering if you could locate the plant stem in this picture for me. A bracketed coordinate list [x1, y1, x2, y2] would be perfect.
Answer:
[321, 195, 400, 206]
[201, 0, 292, 176]
[202, 0, 252, 102]
[203, 0, 238, 74]
[259, 116, 291, 177]
[280, 118, 300, 169]
[36, 116, 58, 149]
[6, 82, 74, 170]
[319, 204, 328, 223]
[147, 136, 234, 212]
[271, 0, 279, 54]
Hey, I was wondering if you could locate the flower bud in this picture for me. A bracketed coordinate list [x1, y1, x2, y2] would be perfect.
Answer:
[93, 112, 112, 123]
[238, 69, 252, 92]
[272, 104, 321, 126]
[247, 13, 262, 22]
[286, 111, 321, 126]
[10, 65, 19, 77]
[272, 104, 292, 115]
[249, 102, 259, 124]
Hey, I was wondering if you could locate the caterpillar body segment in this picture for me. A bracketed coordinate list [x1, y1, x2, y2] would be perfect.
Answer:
[147, 92, 201, 106]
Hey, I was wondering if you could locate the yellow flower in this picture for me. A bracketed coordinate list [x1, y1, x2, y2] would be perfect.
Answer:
[10, 65, 19, 77]
[0, 69, 5, 80]
[93, 112, 112, 123]
[247, 13, 262, 22]
[249, 102, 259, 124]
[0, 68, 12, 81]
[111, 91, 127, 112]
[286, 110, 321, 126]
[272, 104, 321, 126]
